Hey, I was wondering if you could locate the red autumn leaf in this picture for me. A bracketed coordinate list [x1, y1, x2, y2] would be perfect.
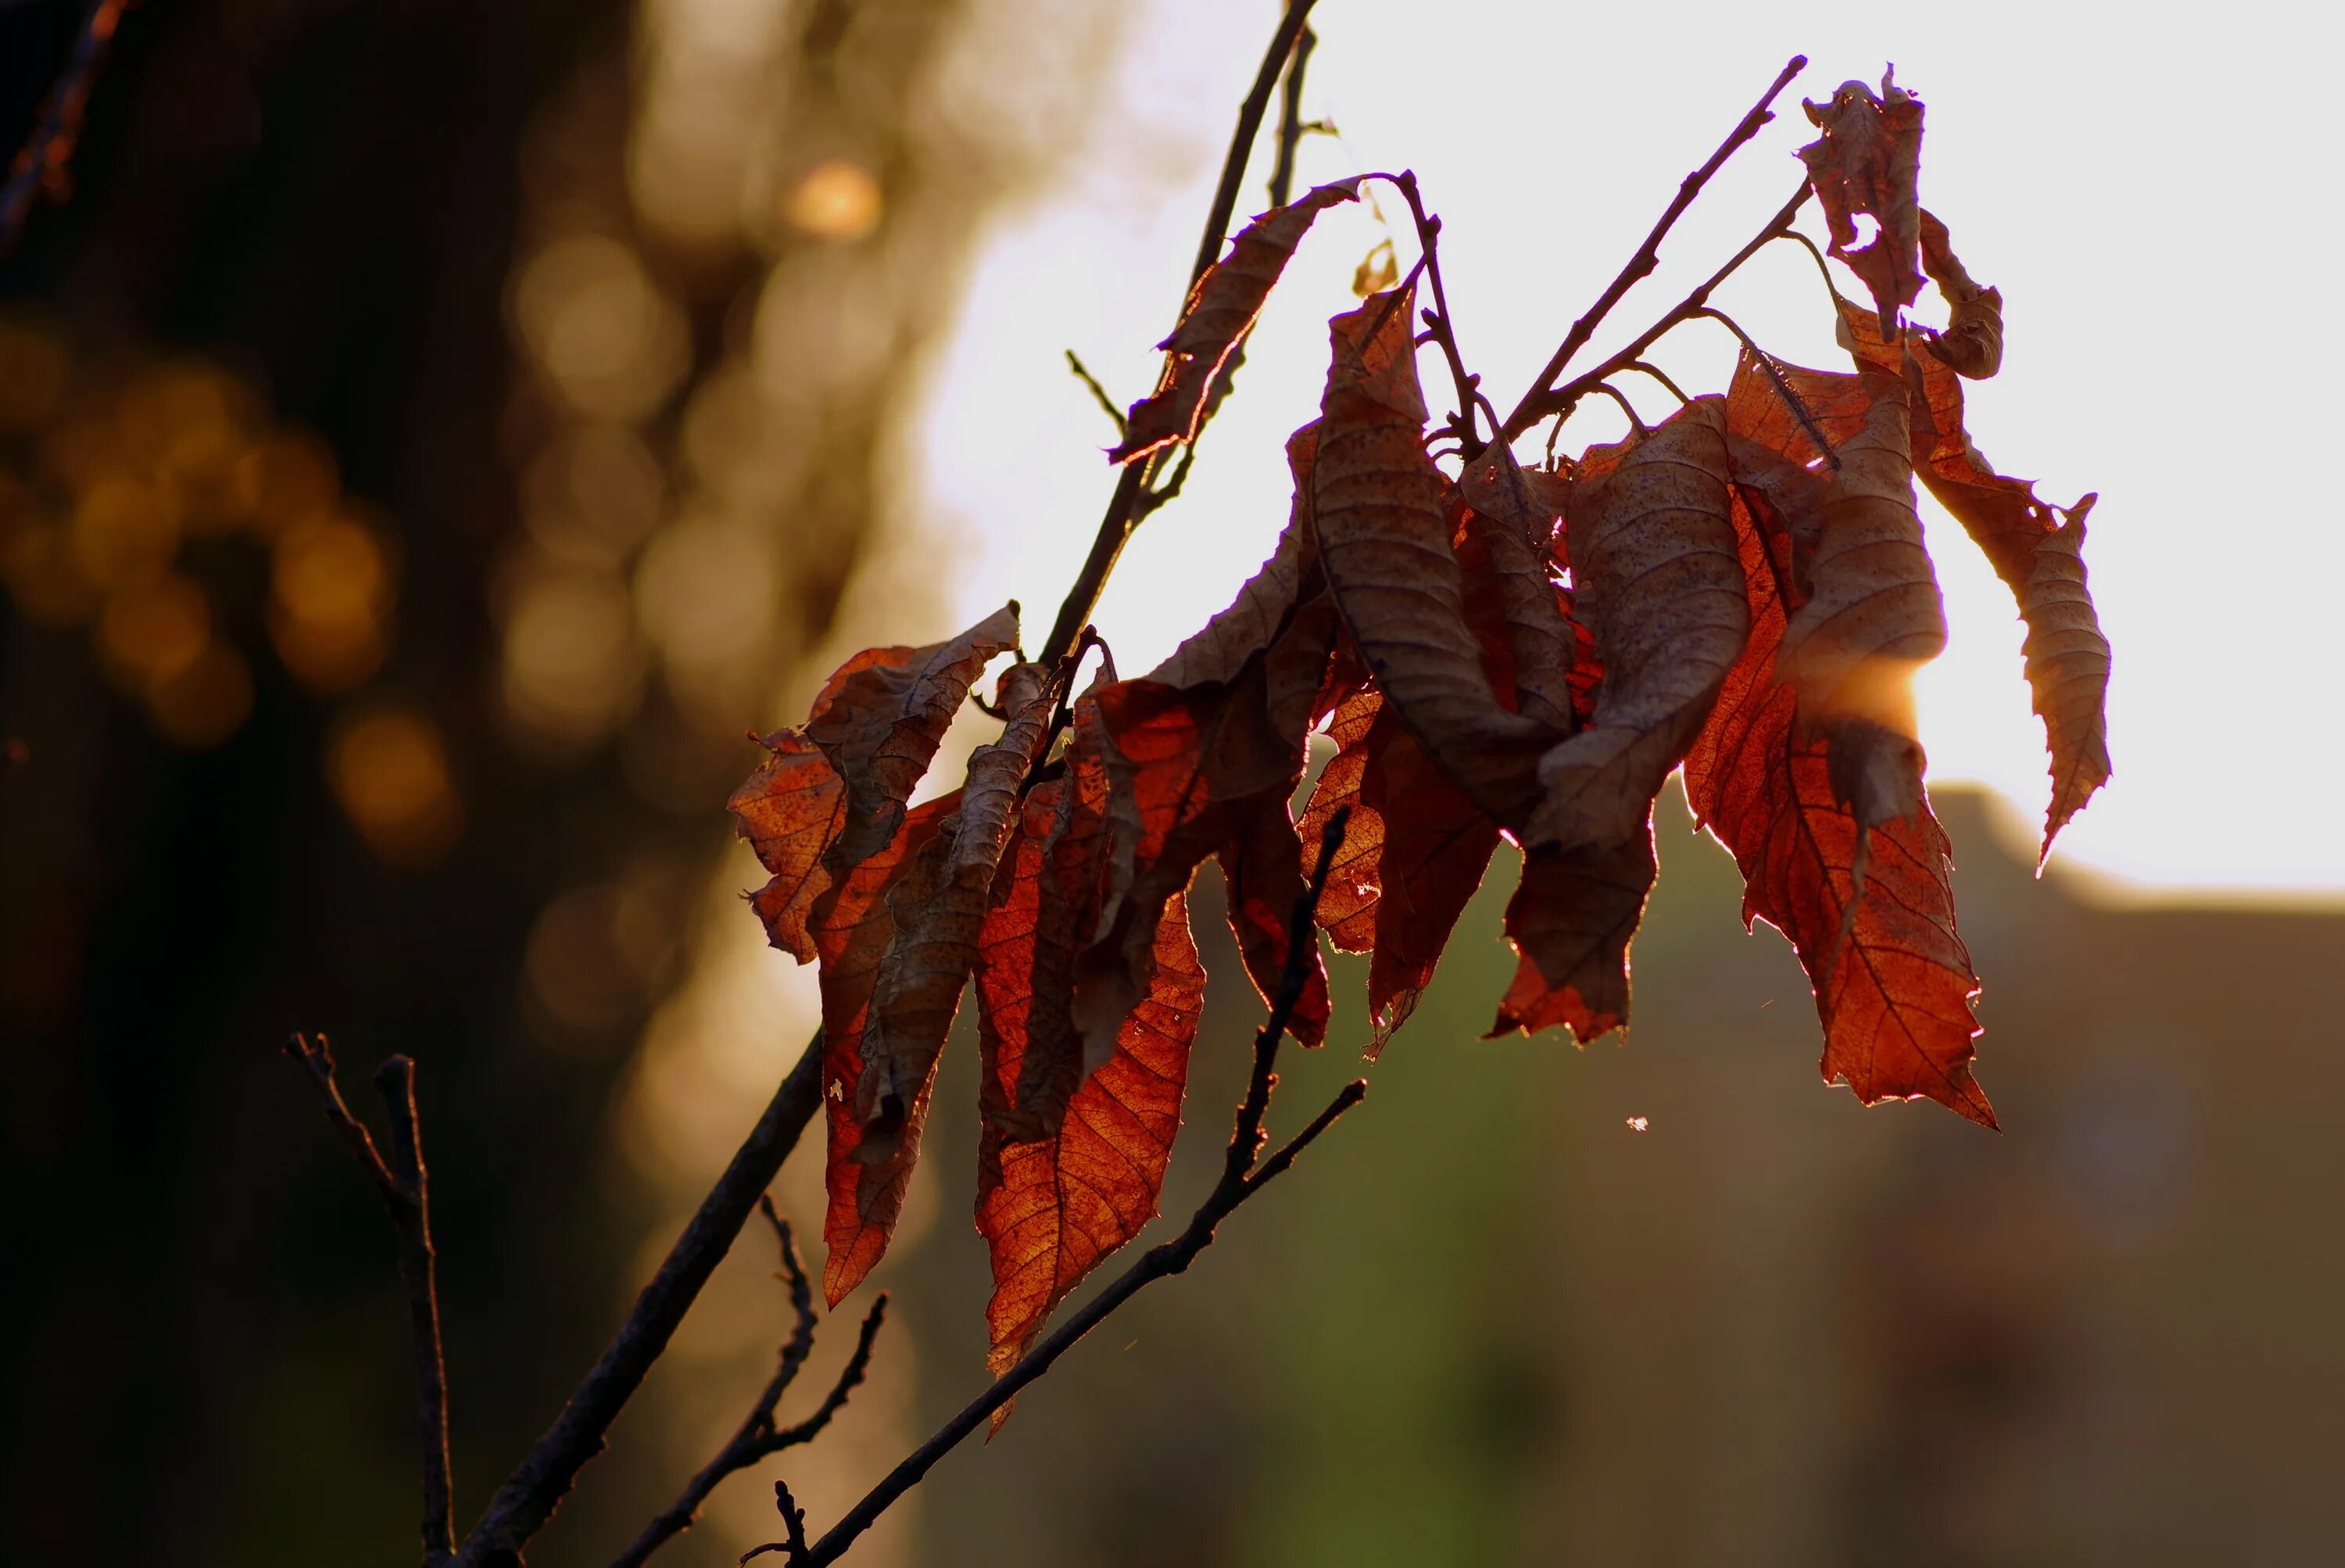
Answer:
[1799, 69, 1924, 338]
[1310, 285, 1552, 827]
[1110, 178, 1365, 466]
[1682, 386, 1992, 1126]
[728, 732, 845, 963]
[1456, 443, 1581, 736]
[977, 886, 1205, 1377]
[815, 791, 965, 1305]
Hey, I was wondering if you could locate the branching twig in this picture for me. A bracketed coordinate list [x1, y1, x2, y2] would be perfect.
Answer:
[771, 808, 1368, 1566]
[1063, 349, 1126, 438]
[455, 1040, 829, 1566]
[1380, 170, 1484, 459]
[1266, 23, 1317, 209]
[1, 0, 131, 259]
[740, 1481, 811, 1566]
[1499, 54, 1809, 441]
[1040, 0, 1320, 666]
[1504, 177, 1813, 442]
[285, 1035, 456, 1566]
[613, 1201, 887, 1568]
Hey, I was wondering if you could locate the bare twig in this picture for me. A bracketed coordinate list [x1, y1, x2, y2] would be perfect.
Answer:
[1, 0, 131, 258]
[772, 809, 1366, 1566]
[1063, 349, 1126, 438]
[1041, 0, 1320, 666]
[1624, 360, 1692, 404]
[1505, 177, 1813, 442]
[1265, 23, 1319, 209]
[1381, 170, 1484, 459]
[740, 1482, 811, 1565]
[456, 1040, 829, 1567]
[1500, 55, 1808, 441]
[614, 1202, 887, 1568]
[285, 1036, 456, 1566]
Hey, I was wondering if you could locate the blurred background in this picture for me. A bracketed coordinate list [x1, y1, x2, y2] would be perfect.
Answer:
[3, 1, 2340, 1565]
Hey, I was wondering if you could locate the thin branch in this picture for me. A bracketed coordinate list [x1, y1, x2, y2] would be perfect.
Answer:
[1503, 177, 1813, 442]
[775, 808, 1366, 1566]
[456, 1038, 829, 1567]
[0, 0, 131, 258]
[1500, 54, 1808, 440]
[1265, 23, 1318, 209]
[1041, 0, 1319, 666]
[285, 1036, 456, 1566]
[740, 1482, 811, 1566]
[1588, 383, 1647, 435]
[1063, 350, 1126, 438]
[1624, 360, 1692, 405]
[1380, 170, 1484, 459]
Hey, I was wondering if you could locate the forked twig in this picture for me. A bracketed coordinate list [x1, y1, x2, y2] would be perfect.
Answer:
[1499, 53, 1807, 439]
[284, 1035, 456, 1566]
[614, 1200, 887, 1567]
[764, 808, 1369, 1567]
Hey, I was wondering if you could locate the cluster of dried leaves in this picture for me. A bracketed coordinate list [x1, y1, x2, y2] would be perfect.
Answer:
[731, 70, 2108, 1378]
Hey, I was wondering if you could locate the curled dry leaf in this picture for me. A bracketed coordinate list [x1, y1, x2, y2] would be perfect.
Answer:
[857, 662, 1059, 1140]
[1917, 209, 2002, 379]
[1682, 430, 1992, 1126]
[1110, 177, 1365, 466]
[977, 890, 1205, 1382]
[1458, 443, 1581, 736]
[1835, 281, 2110, 850]
[1799, 69, 1924, 338]
[816, 792, 965, 1305]
[1530, 397, 1748, 852]
[1775, 375, 1944, 831]
[804, 603, 1022, 879]
[729, 732, 845, 963]
[1311, 286, 1552, 826]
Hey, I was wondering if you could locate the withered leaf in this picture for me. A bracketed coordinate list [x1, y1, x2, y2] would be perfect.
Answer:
[1917, 209, 2002, 379]
[857, 662, 1059, 1137]
[978, 890, 1205, 1379]
[804, 603, 1021, 878]
[817, 791, 965, 1305]
[1774, 375, 1944, 832]
[729, 732, 845, 963]
[1835, 285, 2110, 850]
[1310, 286, 1552, 827]
[1110, 178, 1365, 466]
[1458, 443, 1581, 736]
[1488, 825, 1656, 1044]
[1799, 70, 1925, 338]
[1681, 444, 1992, 1126]
[1530, 397, 1749, 852]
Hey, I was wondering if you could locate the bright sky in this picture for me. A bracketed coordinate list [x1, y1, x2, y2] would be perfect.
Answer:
[915, 0, 2345, 896]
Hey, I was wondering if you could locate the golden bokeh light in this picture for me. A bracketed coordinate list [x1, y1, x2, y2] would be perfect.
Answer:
[0, 521, 98, 627]
[785, 159, 883, 242]
[499, 564, 644, 743]
[238, 433, 340, 537]
[522, 423, 667, 567]
[96, 572, 212, 692]
[70, 475, 180, 589]
[0, 321, 67, 431]
[270, 514, 393, 692]
[512, 234, 691, 422]
[147, 641, 253, 750]
[328, 704, 464, 866]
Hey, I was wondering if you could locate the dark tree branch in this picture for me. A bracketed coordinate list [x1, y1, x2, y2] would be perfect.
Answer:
[771, 809, 1366, 1567]
[1499, 54, 1809, 442]
[1063, 349, 1126, 438]
[285, 1036, 456, 1566]
[740, 1481, 811, 1566]
[1380, 170, 1485, 459]
[1265, 23, 1318, 209]
[1, 0, 131, 258]
[1041, 0, 1320, 666]
[1505, 178, 1814, 443]
[613, 1202, 887, 1568]
[454, 1039, 829, 1567]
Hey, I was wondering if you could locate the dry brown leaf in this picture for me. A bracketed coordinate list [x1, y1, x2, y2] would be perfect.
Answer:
[1310, 286, 1552, 826]
[1917, 209, 2002, 379]
[1775, 374, 1944, 831]
[857, 662, 1058, 1135]
[729, 732, 845, 963]
[1458, 443, 1581, 736]
[1529, 397, 1748, 852]
[804, 603, 1021, 878]
[817, 792, 964, 1305]
[1488, 825, 1656, 1044]
[1110, 177, 1365, 465]
[1799, 70, 1924, 338]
